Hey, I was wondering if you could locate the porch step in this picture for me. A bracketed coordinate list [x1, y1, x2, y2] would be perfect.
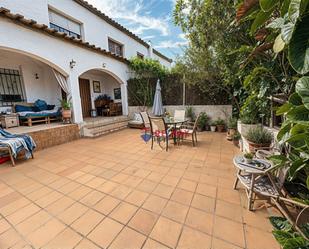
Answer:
[82, 116, 130, 137]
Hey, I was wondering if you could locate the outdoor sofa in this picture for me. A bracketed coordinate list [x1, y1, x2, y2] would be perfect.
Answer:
[13, 100, 61, 126]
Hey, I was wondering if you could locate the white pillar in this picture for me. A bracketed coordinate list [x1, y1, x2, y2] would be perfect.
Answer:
[67, 73, 83, 123]
[121, 82, 128, 116]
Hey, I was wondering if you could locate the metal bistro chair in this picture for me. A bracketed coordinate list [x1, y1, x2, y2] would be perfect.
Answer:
[149, 116, 172, 151]
[178, 113, 200, 147]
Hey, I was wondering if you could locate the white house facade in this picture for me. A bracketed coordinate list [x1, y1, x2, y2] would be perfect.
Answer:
[0, 0, 172, 124]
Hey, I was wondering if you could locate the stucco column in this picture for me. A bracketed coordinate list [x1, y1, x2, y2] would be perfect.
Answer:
[121, 82, 128, 116]
[67, 73, 83, 123]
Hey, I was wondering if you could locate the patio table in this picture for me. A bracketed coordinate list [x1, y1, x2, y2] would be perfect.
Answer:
[233, 155, 274, 210]
[164, 117, 188, 144]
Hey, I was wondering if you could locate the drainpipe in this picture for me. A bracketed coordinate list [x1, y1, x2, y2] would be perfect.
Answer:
[183, 74, 186, 107]
[147, 40, 153, 59]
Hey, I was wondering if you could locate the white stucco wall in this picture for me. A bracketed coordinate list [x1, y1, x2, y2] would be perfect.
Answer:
[128, 105, 233, 121]
[0, 0, 171, 66]
[0, 50, 61, 112]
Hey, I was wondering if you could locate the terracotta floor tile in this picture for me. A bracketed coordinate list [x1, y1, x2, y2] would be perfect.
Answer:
[150, 216, 182, 248]
[67, 185, 92, 200]
[35, 191, 63, 207]
[110, 185, 133, 200]
[147, 172, 164, 182]
[212, 238, 243, 249]
[42, 228, 82, 249]
[196, 183, 217, 198]
[27, 218, 66, 248]
[162, 200, 189, 223]
[109, 202, 138, 224]
[177, 179, 197, 192]
[87, 217, 123, 248]
[0, 197, 30, 217]
[136, 179, 157, 193]
[0, 228, 22, 249]
[142, 195, 168, 214]
[45, 196, 74, 216]
[16, 210, 51, 236]
[96, 180, 119, 194]
[142, 239, 170, 249]
[71, 209, 105, 236]
[245, 225, 280, 249]
[0, 191, 22, 209]
[125, 190, 149, 206]
[80, 190, 106, 207]
[185, 207, 213, 235]
[216, 200, 243, 223]
[191, 194, 215, 213]
[57, 202, 88, 225]
[58, 181, 81, 194]
[6, 203, 41, 225]
[129, 208, 158, 235]
[217, 188, 241, 205]
[75, 239, 100, 249]
[242, 208, 273, 232]
[75, 173, 96, 184]
[171, 188, 194, 206]
[93, 195, 120, 215]
[213, 216, 245, 248]
[161, 175, 180, 187]
[152, 184, 174, 199]
[84, 176, 106, 188]
[177, 226, 212, 249]
[26, 186, 52, 201]
[109, 227, 146, 249]
[0, 218, 11, 234]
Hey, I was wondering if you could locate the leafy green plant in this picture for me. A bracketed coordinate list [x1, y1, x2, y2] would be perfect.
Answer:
[59, 98, 71, 110]
[215, 118, 226, 126]
[186, 106, 195, 121]
[269, 217, 309, 249]
[233, 132, 241, 141]
[227, 117, 237, 129]
[244, 152, 254, 159]
[197, 112, 209, 130]
[245, 127, 273, 144]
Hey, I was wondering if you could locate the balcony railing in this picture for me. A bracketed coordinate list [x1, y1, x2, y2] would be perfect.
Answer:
[49, 23, 81, 39]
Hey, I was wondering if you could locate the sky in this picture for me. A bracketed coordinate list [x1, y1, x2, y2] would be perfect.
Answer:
[86, 0, 187, 60]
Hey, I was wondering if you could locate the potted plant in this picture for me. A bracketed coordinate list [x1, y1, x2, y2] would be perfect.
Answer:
[60, 98, 72, 121]
[215, 118, 226, 132]
[243, 152, 254, 164]
[197, 112, 209, 132]
[245, 127, 273, 152]
[186, 106, 195, 122]
[232, 132, 241, 147]
[210, 121, 216, 132]
[227, 117, 237, 140]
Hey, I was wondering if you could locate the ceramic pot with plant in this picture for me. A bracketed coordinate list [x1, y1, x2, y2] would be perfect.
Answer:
[197, 112, 209, 132]
[243, 152, 254, 164]
[210, 122, 216, 132]
[227, 117, 237, 140]
[215, 118, 226, 132]
[245, 127, 272, 152]
[60, 99, 72, 122]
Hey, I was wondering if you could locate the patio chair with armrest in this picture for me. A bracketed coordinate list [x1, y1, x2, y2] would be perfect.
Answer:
[255, 141, 285, 160]
[178, 113, 200, 147]
[174, 110, 186, 128]
[149, 116, 172, 151]
[140, 111, 150, 130]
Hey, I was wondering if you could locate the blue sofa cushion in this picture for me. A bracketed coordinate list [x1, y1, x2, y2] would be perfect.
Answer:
[15, 105, 33, 112]
[47, 104, 55, 110]
[34, 99, 48, 111]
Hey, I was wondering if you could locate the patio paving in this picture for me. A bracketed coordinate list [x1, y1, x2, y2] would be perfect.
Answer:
[0, 129, 280, 249]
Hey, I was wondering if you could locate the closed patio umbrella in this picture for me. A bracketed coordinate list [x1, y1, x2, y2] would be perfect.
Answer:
[152, 79, 164, 116]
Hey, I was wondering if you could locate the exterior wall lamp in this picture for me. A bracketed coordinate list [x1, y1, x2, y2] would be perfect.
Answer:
[35, 73, 39, 79]
[102, 63, 106, 68]
[70, 59, 76, 69]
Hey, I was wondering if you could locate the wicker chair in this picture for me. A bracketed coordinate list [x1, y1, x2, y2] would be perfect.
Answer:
[140, 111, 150, 129]
[149, 116, 171, 151]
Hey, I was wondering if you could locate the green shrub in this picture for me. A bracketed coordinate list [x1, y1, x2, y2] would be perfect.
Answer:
[186, 106, 195, 121]
[246, 127, 272, 144]
[215, 118, 225, 126]
[227, 117, 237, 129]
[197, 112, 209, 129]
[244, 152, 253, 159]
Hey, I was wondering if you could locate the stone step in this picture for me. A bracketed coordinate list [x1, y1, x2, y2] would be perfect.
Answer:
[82, 117, 129, 138]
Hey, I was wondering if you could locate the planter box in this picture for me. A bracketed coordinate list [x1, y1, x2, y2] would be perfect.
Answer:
[237, 121, 259, 152]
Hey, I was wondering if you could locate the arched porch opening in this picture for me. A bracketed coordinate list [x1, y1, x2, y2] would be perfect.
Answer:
[78, 68, 126, 118]
[0, 48, 66, 114]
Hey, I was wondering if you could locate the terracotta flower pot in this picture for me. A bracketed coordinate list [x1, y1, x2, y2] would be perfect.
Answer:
[247, 141, 271, 152]
[62, 109, 71, 119]
[226, 128, 236, 140]
[233, 139, 239, 147]
[217, 124, 225, 132]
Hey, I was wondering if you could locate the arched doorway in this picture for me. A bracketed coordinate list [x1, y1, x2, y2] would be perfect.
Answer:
[78, 69, 124, 118]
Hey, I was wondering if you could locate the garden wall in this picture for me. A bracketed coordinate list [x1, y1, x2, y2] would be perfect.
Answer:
[128, 105, 232, 121]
